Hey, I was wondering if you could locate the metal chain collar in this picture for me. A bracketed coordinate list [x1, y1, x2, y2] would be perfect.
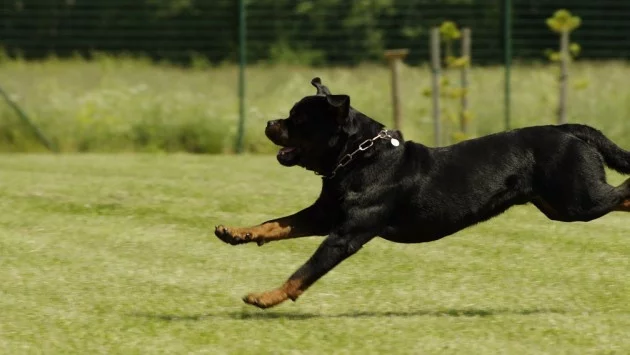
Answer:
[317, 129, 399, 179]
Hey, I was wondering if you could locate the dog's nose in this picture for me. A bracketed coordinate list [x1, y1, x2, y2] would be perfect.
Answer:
[267, 120, 280, 128]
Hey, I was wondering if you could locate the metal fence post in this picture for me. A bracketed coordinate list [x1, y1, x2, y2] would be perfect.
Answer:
[235, 0, 247, 154]
[0, 85, 57, 152]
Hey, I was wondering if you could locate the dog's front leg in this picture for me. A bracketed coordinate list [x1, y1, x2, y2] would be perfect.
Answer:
[214, 198, 334, 246]
[242, 232, 375, 309]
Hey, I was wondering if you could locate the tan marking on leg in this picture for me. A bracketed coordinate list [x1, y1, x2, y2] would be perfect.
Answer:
[231, 222, 293, 242]
[243, 278, 305, 309]
[215, 207, 328, 246]
[281, 278, 305, 301]
[615, 199, 630, 212]
[215, 221, 293, 245]
[215, 201, 331, 245]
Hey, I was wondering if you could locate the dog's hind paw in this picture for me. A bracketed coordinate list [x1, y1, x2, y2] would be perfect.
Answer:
[243, 290, 288, 309]
[214, 225, 253, 245]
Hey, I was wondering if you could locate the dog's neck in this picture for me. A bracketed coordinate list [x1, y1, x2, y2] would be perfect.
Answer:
[343, 109, 386, 145]
[320, 108, 391, 178]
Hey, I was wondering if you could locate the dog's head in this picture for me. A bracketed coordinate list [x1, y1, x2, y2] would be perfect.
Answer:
[265, 77, 351, 174]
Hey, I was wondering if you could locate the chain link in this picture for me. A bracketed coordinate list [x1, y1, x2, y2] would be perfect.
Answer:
[358, 140, 374, 151]
[319, 129, 396, 179]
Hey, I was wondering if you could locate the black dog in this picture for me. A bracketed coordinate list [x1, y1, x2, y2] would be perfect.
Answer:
[215, 77, 630, 309]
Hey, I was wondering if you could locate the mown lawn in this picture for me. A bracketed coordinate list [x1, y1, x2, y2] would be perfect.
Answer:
[0, 154, 629, 354]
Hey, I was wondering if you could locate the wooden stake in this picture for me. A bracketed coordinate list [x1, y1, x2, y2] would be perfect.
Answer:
[430, 28, 442, 147]
[558, 30, 569, 124]
[384, 49, 410, 131]
[460, 28, 471, 135]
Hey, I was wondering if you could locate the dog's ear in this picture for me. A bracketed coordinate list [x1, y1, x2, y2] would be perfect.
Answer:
[311, 77, 332, 96]
[326, 94, 350, 123]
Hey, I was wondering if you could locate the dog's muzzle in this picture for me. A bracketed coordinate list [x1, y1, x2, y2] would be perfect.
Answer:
[265, 120, 301, 167]
[265, 120, 285, 144]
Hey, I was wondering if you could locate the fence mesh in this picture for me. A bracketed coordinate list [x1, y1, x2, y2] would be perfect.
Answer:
[0, 1, 629, 152]
[1, 1, 629, 65]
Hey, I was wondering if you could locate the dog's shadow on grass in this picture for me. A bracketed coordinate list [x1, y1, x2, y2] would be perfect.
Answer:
[132, 307, 566, 322]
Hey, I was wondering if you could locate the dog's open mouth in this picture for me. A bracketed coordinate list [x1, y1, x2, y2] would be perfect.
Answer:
[277, 146, 301, 166]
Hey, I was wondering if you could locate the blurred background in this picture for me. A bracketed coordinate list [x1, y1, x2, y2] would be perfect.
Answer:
[0, 0, 628, 153]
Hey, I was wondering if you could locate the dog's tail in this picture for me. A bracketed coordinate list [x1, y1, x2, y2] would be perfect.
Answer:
[557, 124, 630, 174]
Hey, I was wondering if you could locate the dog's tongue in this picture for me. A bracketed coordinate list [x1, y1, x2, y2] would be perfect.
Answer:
[279, 147, 297, 155]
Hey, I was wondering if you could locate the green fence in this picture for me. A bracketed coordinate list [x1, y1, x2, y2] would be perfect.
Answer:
[1, 0, 629, 65]
[0, 1, 629, 153]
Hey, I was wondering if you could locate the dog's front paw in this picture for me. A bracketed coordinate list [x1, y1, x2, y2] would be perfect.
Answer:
[214, 225, 254, 245]
[243, 290, 288, 309]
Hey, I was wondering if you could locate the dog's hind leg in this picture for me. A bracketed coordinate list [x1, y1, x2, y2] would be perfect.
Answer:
[535, 178, 630, 221]
[243, 232, 375, 309]
[613, 178, 630, 212]
[533, 142, 630, 221]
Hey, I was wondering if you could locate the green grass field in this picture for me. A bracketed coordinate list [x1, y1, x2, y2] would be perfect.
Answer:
[0, 56, 629, 153]
[0, 154, 629, 354]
